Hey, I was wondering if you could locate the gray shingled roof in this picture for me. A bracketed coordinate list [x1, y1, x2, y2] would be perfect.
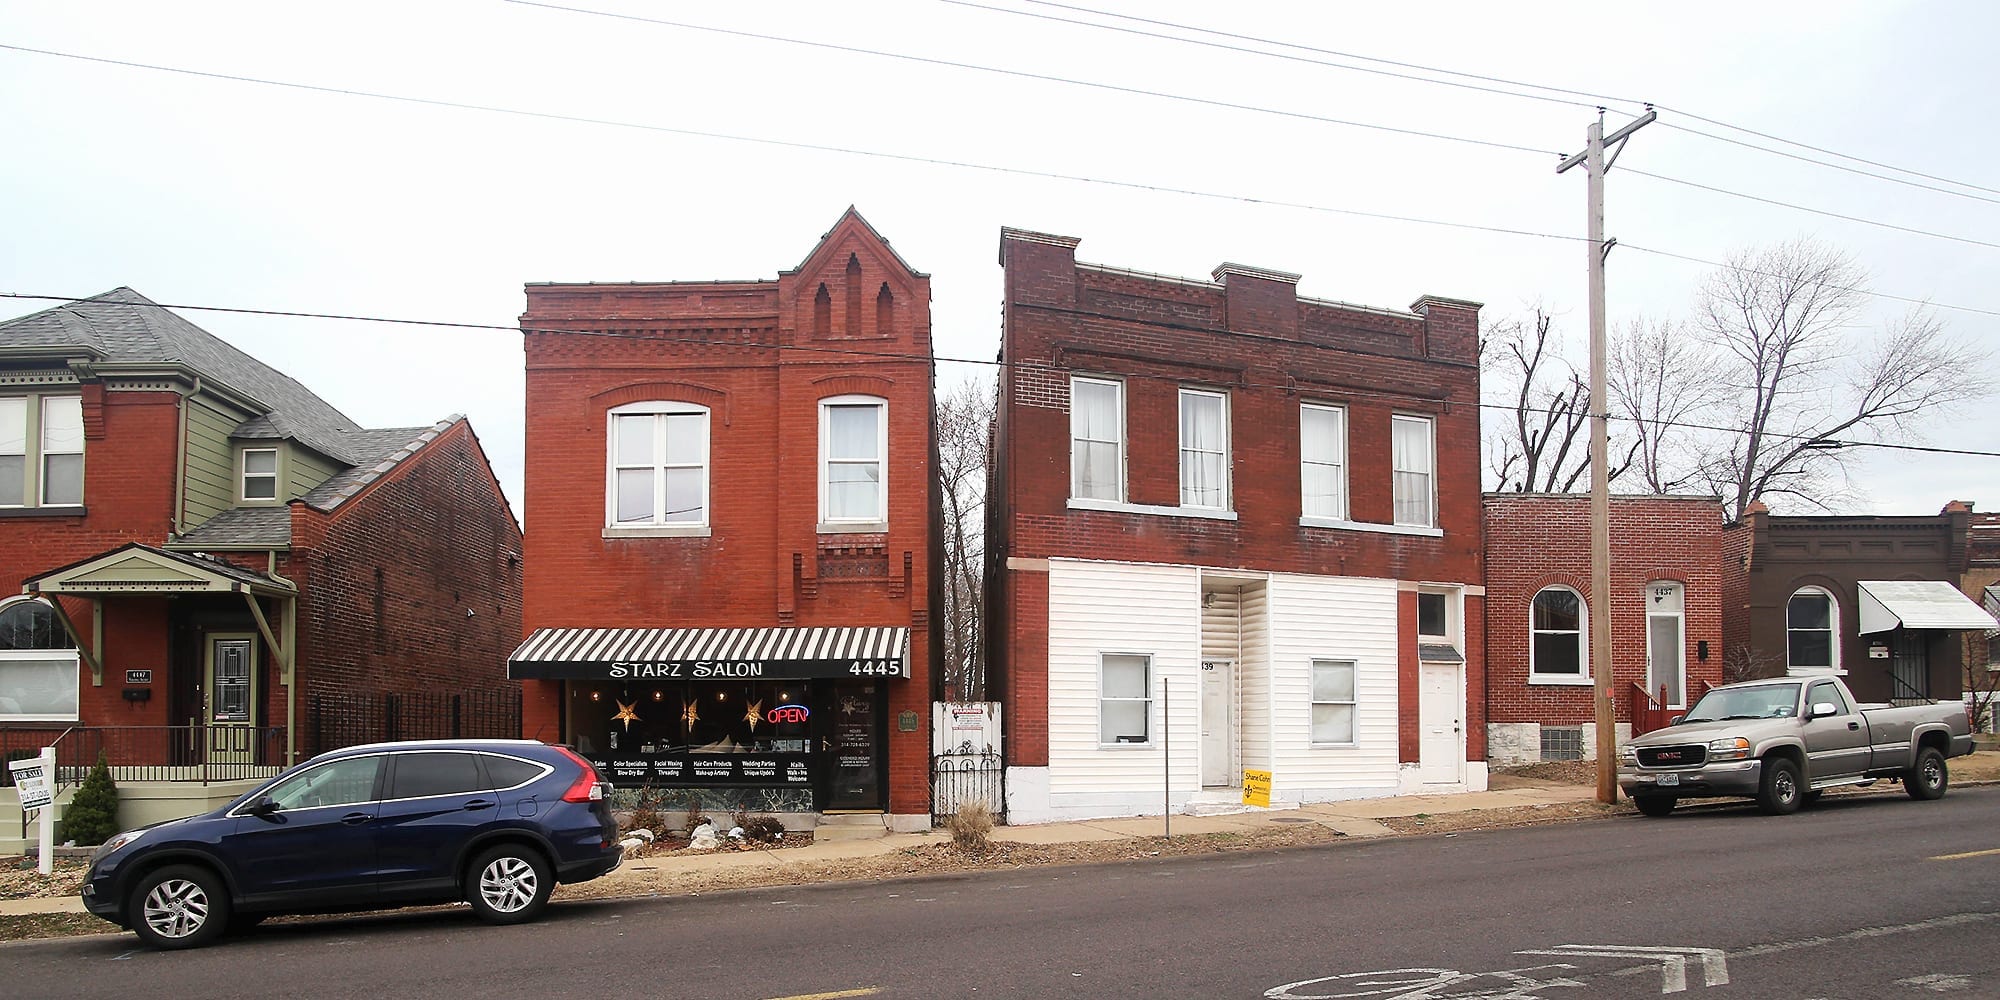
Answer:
[0, 289, 369, 462]
[171, 506, 294, 548]
[301, 419, 459, 512]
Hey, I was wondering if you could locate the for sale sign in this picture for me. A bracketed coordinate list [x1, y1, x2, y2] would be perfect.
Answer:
[8, 757, 52, 810]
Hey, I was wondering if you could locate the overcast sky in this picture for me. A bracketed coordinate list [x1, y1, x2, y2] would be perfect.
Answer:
[4, 1, 1995, 520]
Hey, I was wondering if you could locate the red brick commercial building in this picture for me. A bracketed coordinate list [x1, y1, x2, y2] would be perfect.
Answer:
[1481, 494, 1726, 765]
[986, 229, 1485, 823]
[510, 210, 940, 832]
[0, 290, 522, 840]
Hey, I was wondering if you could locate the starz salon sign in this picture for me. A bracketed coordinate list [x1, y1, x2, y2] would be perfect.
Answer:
[605, 659, 905, 680]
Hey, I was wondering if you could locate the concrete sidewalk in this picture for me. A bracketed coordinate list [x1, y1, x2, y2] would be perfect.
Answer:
[0, 780, 1599, 919]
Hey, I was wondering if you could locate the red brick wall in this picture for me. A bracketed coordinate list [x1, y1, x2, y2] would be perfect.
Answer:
[517, 212, 938, 817]
[989, 232, 1484, 767]
[293, 420, 525, 729]
[1482, 494, 1726, 725]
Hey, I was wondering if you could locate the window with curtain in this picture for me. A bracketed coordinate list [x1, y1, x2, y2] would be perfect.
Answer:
[0, 395, 85, 508]
[0, 598, 79, 722]
[1300, 403, 1346, 519]
[1179, 388, 1229, 509]
[609, 402, 710, 527]
[1392, 414, 1434, 527]
[0, 397, 25, 507]
[1099, 653, 1152, 744]
[1310, 659, 1357, 744]
[1070, 376, 1124, 501]
[1530, 586, 1586, 678]
[821, 395, 886, 523]
[1787, 588, 1838, 671]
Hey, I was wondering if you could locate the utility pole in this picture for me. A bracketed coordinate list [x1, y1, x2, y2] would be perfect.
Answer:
[1557, 107, 1654, 804]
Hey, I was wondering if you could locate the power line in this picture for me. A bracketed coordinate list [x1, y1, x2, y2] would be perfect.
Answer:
[1622, 169, 2000, 252]
[508, 2, 2000, 253]
[2, 42, 1995, 322]
[5, 291, 1994, 460]
[962, 0, 2000, 204]
[499, 0, 1559, 157]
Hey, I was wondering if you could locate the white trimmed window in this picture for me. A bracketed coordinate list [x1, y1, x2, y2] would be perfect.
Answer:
[1418, 591, 1452, 643]
[1530, 586, 1588, 681]
[1786, 587, 1839, 673]
[609, 401, 710, 527]
[1099, 653, 1152, 745]
[241, 448, 279, 501]
[1179, 388, 1230, 509]
[820, 395, 886, 525]
[1310, 659, 1358, 744]
[1070, 376, 1124, 502]
[0, 395, 84, 508]
[1391, 414, 1435, 527]
[1300, 403, 1347, 519]
[0, 597, 80, 723]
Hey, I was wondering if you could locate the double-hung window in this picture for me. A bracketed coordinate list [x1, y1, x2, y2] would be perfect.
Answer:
[1310, 659, 1357, 744]
[1300, 403, 1347, 520]
[241, 448, 279, 502]
[0, 396, 84, 508]
[609, 402, 710, 528]
[1391, 414, 1435, 527]
[1070, 376, 1124, 502]
[1530, 586, 1587, 681]
[1786, 587, 1838, 673]
[821, 395, 886, 526]
[1179, 388, 1229, 509]
[1099, 653, 1152, 745]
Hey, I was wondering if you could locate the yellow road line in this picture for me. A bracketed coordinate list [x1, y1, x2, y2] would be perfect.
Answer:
[764, 989, 881, 1000]
[1929, 848, 2000, 861]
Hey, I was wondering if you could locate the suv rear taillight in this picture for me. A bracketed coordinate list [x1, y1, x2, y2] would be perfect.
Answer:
[555, 746, 607, 802]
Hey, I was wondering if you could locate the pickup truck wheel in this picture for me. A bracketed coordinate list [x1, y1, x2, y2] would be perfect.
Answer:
[1635, 796, 1676, 818]
[1757, 757, 1803, 815]
[1905, 747, 1948, 800]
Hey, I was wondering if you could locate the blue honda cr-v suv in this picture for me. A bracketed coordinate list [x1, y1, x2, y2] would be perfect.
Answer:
[82, 739, 621, 949]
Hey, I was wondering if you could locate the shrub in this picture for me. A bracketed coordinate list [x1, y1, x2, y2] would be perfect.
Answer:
[944, 800, 995, 854]
[680, 793, 710, 837]
[623, 784, 667, 837]
[62, 754, 121, 846]
[739, 815, 786, 844]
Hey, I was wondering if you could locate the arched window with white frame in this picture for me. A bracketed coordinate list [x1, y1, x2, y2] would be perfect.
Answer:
[607, 401, 710, 530]
[1529, 586, 1589, 683]
[819, 394, 887, 527]
[1787, 586, 1841, 674]
[0, 596, 80, 722]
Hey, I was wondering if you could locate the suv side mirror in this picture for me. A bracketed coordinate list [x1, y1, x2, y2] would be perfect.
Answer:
[1668, 714, 1684, 726]
[248, 795, 280, 817]
[1809, 702, 1839, 720]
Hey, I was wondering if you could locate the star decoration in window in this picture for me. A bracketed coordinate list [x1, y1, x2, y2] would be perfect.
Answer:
[612, 700, 641, 731]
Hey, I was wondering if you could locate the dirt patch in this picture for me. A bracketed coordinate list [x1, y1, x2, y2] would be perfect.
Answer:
[0, 913, 109, 942]
[0, 859, 87, 902]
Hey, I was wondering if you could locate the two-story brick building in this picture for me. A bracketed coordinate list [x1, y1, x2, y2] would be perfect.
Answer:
[1482, 494, 1727, 765]
[986, 229, 1485, 824]
[508, 210, 940, 832]
[0, 289, 523, 840]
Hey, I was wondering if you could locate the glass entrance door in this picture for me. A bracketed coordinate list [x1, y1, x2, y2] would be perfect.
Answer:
[823, 680, 884, 811]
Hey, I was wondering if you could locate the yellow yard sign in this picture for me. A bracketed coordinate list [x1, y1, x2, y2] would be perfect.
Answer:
[1242, 769, 1272, 808]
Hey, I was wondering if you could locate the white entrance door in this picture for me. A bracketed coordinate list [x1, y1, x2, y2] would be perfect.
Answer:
[1418, 662, 1462, 784]
[1200, 660, 1233, 787]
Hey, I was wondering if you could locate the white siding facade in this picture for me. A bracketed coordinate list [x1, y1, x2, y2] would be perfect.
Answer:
[1012, 557, 1438, 823]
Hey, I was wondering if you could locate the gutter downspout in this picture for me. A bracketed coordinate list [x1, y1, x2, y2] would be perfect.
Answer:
[174, 376, 200, 537]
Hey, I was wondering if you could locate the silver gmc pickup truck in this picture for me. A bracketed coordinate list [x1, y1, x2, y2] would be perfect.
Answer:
[1618, 675, 1973, 817]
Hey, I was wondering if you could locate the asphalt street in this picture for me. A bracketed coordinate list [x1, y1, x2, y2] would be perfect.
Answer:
[8, 787, 2000, 1000]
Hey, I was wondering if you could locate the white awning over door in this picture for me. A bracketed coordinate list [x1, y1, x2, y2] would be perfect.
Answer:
[1856, 581, 2000, 635]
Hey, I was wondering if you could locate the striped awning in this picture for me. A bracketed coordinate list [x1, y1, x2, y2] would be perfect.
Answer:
[506, 626, 910, 681]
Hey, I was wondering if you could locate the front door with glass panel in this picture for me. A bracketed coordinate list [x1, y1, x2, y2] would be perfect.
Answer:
[205, 633, 257, 764]
[823, 680, 884, 811]
[1646, 582, 1686, 709]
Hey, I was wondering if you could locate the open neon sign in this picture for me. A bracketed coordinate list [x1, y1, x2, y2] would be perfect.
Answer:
[768, 704, 810, 725]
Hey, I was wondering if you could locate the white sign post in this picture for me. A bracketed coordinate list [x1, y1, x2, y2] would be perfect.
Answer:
[8, 748, 56, 875]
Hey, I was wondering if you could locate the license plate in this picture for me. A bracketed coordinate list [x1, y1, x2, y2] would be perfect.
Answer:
[1656, 773, 1681, 787]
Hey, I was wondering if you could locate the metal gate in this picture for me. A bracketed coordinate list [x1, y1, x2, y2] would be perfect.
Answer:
[931, 740, 1004, 821]
[1890, 632, 1930, 706]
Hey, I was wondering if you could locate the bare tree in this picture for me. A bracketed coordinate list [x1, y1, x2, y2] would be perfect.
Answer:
[1609, 316, 1722, 493]
[1694, 238, 1991, 518]
[1482, 306, 1637, 492]
[936, 375, 994, 701]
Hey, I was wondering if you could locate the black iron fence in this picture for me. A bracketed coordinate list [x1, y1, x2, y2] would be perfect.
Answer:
[1, 725, 287, 785]
[931, 741, 1004, 822]
[306, 688, 521, 757]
